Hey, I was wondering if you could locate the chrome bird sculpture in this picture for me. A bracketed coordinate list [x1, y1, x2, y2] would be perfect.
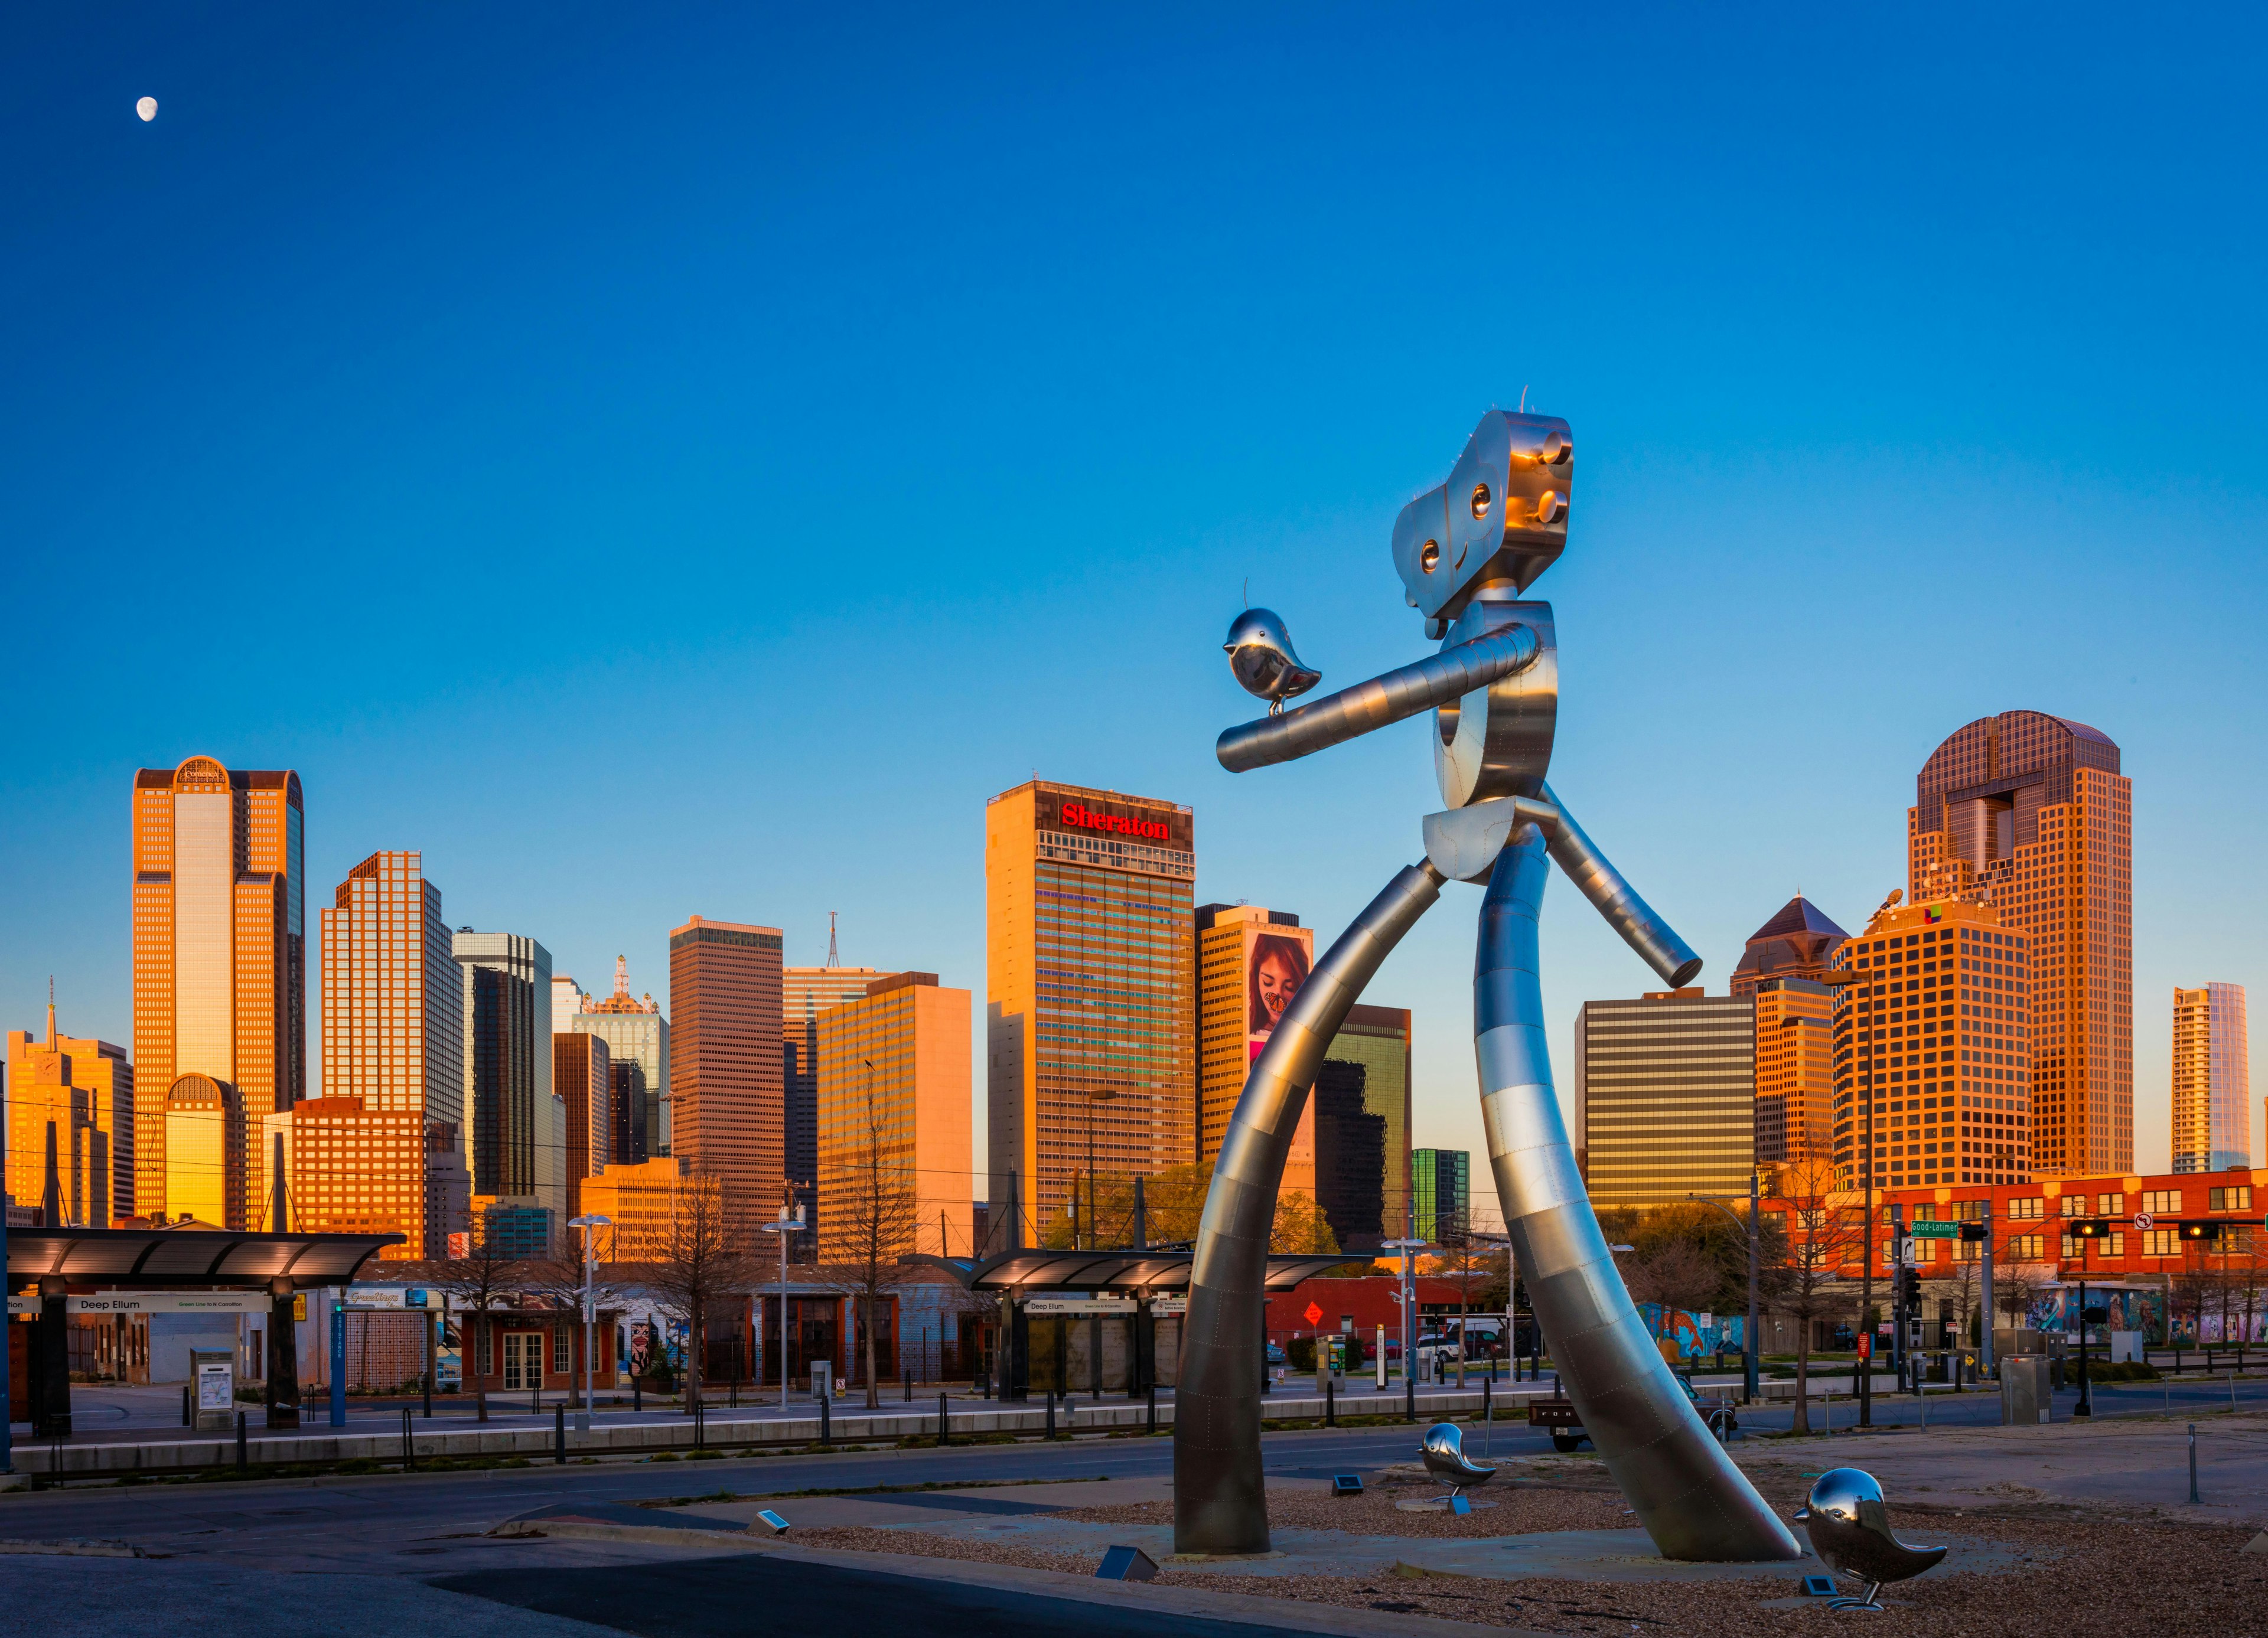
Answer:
[1223, 606, 1321, 713]
[1794, 1469, 1947, 1611]
[1175, 407, 1798, 1566]
[1420, 1421, 1498, 1512]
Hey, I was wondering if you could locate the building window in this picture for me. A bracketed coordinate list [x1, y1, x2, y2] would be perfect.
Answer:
[2009, 1234, 2044, 1260]
[2008, 1197, 2044, 1221]
[2140, 1191, 2180, 1216]
[554, 1323, 572, 1376]
[2143, 1230, 2179, 1257]
[2209, 1186, 2253, 1212]
[477, 1319, 492, 1376]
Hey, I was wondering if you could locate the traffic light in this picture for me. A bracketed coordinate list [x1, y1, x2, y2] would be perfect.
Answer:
[2070, 1219, 2112, 1239]
[1896, 1268, 1921, 1311]
[2177, 1221, 2223, 1242]
[1958, 1223, 1989, 1242]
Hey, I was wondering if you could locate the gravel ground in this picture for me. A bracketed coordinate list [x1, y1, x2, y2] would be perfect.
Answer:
[797, 1464, 2268, 1636]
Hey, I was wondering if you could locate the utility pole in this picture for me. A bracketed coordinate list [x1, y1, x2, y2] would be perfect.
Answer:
[568, 1214, 611, 1434]
[760, 1205, 804, 1408]
[1977, 1201, 1995, 1379]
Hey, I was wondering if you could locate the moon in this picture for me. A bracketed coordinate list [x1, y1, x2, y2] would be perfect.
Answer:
[136, 96, 157, 122]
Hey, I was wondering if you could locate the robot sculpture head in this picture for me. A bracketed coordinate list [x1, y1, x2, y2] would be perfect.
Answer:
[1392, 410, 1573, 638]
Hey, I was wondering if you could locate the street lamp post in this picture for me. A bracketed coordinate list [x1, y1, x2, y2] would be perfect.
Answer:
[759, 1206, 806, 1408]
[566, 1214, 611, 1435]
[1689, 1174, 1763, 1404]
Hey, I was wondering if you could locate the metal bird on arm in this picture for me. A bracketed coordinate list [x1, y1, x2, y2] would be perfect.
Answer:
[1175, 407, 1793, 1565]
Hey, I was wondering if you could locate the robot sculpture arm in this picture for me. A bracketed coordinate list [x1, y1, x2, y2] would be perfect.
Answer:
[1174, 407, 1798, 1565]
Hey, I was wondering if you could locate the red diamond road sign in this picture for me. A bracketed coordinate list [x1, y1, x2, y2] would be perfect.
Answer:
[1304, 1301, 1324, 1327]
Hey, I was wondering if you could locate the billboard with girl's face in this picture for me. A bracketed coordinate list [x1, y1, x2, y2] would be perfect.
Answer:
[1246, 928, 1314, 1056]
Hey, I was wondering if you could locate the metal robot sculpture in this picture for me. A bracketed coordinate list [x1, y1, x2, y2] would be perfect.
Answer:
[1794, 1468, 1947, 1610]
[1174, 407, 1803, 1564]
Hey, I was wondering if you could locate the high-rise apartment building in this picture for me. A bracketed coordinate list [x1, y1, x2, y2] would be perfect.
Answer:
[1575, 988, 1755, 1211]
[1909, 712, 2131, 1175]
[985, 781, 1195, 1231]
[1830, 898, 2032, 1192]
[2172, 983, 2250, 1174]
[567, 956, 667, 1161]
[1194, 903, 1315, 1195]
[814, 973, 973, 1260]
[1312, 1004, 1412, 1252]
[1754, 978, 1836, 1170]
[260, 1095, 427, 1249]
[6, 1005, 132, 1226]
[784, 962, 895, 1228]
[454, 931, 559, 1223]
[669, 916, 784, 1215]
[1411, 1148, 1471, 1242]
[1729, 896, 1849, 999]
[553, 1031, 612, 1217]
[317, 851, 465, 1257]
[130, 757, 306, 1222]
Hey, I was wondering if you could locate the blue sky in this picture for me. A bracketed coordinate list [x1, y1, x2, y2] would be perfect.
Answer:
[6, 4, 2266, 1208]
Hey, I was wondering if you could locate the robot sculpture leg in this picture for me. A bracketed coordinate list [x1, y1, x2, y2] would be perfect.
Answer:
[1478, 825, 1800, 1562]
[1174, 860, 1445, 1555]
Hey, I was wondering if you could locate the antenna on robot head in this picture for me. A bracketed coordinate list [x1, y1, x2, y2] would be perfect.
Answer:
[826, 911, 839, 969]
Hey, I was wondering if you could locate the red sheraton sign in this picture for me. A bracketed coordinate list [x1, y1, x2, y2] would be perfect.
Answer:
[1060, 801, 1171, 841]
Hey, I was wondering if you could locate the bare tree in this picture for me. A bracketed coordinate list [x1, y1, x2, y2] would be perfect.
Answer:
[820, 1083, 921, 1409]
[1767, 1157, 1862, 1435]
[1624, 1241, 1720, 1346]
[640, 1172, 752, 1421]
[429, 1206, 528, 1424]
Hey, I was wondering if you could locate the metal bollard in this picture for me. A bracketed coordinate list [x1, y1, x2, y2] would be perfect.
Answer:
[634, 1377, 643, 1413]
[2189, 1423, 2199, 1503]
[1405, 1376, 1415, 1422]
[183, 1384, 192, 1428]
[1146, 1381, 1157, 1435]
[555, 1404, 566, 1464]
[938, 1390, 950, 1447]
[819, 1395, 830, 1447]
[1325, 1376, 1335, 1428]
[1044, 1392, 1057, 1440]
[236, 1411, 249, 1474]
[402, 1406, 415, 1469]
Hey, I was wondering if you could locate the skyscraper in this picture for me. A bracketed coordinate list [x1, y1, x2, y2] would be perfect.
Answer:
[1830, 898, 2032, 1192]
[553, 1030, 612, 1216]
[1909, 712, 2132, 1175]
[1729, 896, 1849, 998]
[2172, 983, 2250, 1174]
[453, 930, 558, 1223]
[317, 851, 465, 1255]
[130, 756, 305, 1222]
[1575, 988, 1755, 1210]
[1314, 1004, 1411, 1251]
[568, 956, 668, 1161]
[814, 973, 973, 1260]
[784, 960, 895, 1229]
[985, 780, 1194, 1232]
[1753, 978, 1836, 1170]
[1411, 1148, 1470, 1242]
[1194, 903, 1314, 1195]
[6, 1003, 131, 1226]
[669, 915, 784, 1215]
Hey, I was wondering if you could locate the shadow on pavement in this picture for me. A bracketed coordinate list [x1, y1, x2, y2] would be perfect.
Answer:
[432, 1554, 1278, 1637]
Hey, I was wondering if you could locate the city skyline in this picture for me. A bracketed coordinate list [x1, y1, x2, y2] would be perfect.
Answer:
[9, 12, 2268, 1193]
